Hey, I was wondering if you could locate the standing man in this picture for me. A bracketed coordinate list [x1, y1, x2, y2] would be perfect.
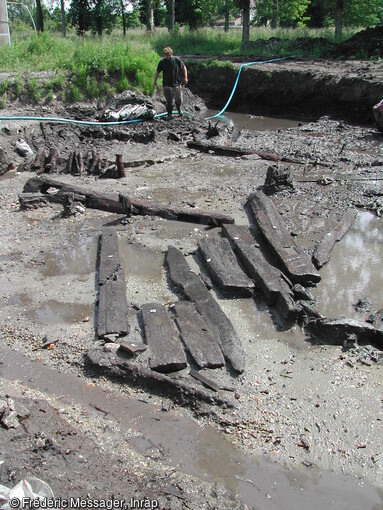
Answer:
[153, 47, 188, 118]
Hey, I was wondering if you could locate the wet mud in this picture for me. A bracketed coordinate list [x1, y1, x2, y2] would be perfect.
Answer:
[1, 59, 383, 508]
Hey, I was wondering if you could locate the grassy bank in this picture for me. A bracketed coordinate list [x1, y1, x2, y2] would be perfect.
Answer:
[0, 26, 364, 107]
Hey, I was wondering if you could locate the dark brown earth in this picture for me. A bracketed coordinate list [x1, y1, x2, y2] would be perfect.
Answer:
[1, 54, 383, 509]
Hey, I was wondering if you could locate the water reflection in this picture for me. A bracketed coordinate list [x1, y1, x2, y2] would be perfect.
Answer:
[313, 211, 383, 318]
[27, 300, 92, 325]
[200, 110, 303, 132]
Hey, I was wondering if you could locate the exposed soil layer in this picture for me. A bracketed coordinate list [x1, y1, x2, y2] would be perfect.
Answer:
[1, 58, 383, 509]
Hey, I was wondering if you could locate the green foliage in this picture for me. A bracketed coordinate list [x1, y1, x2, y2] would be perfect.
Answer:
[0, 93, 7, 109]
[253, 0, 311, 27]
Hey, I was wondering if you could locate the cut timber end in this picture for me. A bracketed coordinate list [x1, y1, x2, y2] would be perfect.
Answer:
[141, 303, 187, 373]
[247, 190, 320, 285]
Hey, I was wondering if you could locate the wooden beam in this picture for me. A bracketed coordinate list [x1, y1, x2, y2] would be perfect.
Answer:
[312, 208, 357, 269]
[247, 190, 320, 285]
[222, 224, 300, 320]
[166, 245, 245, 373]
[23, 176, 234, 226]
[198, 237, 254, 295]
[141, 303, 187, 373]
[172, 301, 225, 369]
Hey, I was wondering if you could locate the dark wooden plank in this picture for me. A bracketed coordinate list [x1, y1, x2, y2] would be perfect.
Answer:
[97, 270, 129, 338]
[247, 190, 320, 285]
[189, 369, 220, 392]
[97, 228, 128, 338]
[173, 301, 225, 369]
[312, 208, 357, 269]
[198, 237, 254, 294]
[99, 227, 120, 286]
[222, 224, 300, 320]
[166, 246, 245, 373]
[141, 303, 187, 373]
[23, 176, 233, 226]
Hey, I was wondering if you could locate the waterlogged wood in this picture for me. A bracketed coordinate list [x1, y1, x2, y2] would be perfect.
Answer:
[189, 369, 220, 392]
[173, 301, 224, 369]
[23, 177, 233, 225]
[98, 272, 129, 338]
[222, 224, 300, 320]
[307, 317, 383, 347]
[99, 228, 120, 286]
[141, 303, 187, 373]
[166, 245, 245, 373]
[187, 140, 302, 163]
[198, 237, 254, 294]
[312, 208, 357, 269]
[97, 228, 128, 338]
[86, 348, 235, 408]
[247, 190, 320, 285]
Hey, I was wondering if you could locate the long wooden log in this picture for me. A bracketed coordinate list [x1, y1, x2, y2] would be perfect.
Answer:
[187, 140, 302, 163]
[23, 176, 234, 226]
[247, 190, 320, 285]
[172, 301, 225, 369]
[198, 237, 254, 295]
[141, 303, 187, 373]
[312, 209, 357, 269]
[166, 245, 245, 373]
[86, 348, 235, 408]
[97, 228, 129, 338]
[222, 224, 300, 320]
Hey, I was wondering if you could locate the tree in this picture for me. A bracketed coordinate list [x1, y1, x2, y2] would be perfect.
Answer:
[120, 0, 127, 37]
[60, 0, 66, 37]
[253, 0, 310, 27]
[334, 0, 343, 41]
[68, 0, 91, 34]
[167, 0, 175, 31]
[36, 0, 44, 32]
[146, 0, 153, 30]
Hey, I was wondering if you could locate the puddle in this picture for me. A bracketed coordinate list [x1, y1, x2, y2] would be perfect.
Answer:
[119, 241, 164, 282]
[0, 342, 382, 510]
[312, 211, 383, 318]
[200, 110, 304, 132]
[26, 300, 92, 325]
[40, 226, 99, 277]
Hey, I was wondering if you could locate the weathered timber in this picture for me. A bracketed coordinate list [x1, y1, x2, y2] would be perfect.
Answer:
[98, 273, 129, 338]
[198, 237, 255, 295]
[189, 369, 220, 392]
[222, 224, 300, 320]
[166, 245, 245, 373]
[141, 303, 187, 373]
[172, 301, 225, 369]
[116, 154, 125, 178]
[86, 348, 235, 408]
[118, 340, 147, 356]
[23, 176, 233, 226]
[99, 227, 121, 286]
[32, 149, 45, 173]
[312, 208, 357, 269]
[97, 228, 128, 338]
[187, 140, 302, 163]
[44, 147, 59, 174]
[247, 190, 320, 285]
[307, 317, 383, 347]
[18, 192, 49, 210]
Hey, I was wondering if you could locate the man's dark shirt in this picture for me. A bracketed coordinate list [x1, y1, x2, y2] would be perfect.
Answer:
[157, 56, 185, 87]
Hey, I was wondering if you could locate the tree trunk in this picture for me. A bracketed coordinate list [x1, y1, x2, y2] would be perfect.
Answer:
[60, 0, 66, 37]
[335, 0, 344, 42]
[242, 0, 250, 47]
[224, 0, 230, 32]
[146, 0, 153, 32]
[120, 0, 126, 38]
[271, 0, 278, 29]
[168, 0, 174, 32]
[36, 0, 44, 33]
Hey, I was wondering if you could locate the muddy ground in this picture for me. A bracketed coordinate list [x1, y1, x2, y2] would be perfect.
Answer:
[1, 58, 383, 509]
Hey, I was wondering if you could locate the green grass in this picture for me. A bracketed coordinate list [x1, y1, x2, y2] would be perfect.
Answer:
[0, 25, 366, 104]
